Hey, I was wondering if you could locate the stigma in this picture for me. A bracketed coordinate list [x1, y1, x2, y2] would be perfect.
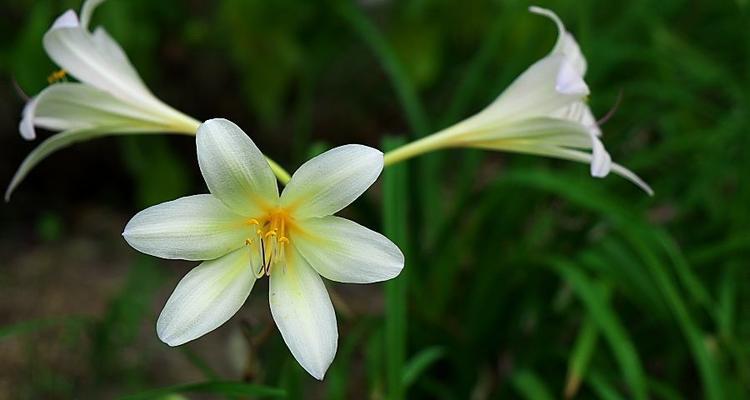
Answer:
[244, 213, 291, 278]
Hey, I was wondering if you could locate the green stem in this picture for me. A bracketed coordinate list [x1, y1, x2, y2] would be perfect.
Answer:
[383, 128, 455, 167]
[266, 157, 292, 185]
[382, 136, 409, 400]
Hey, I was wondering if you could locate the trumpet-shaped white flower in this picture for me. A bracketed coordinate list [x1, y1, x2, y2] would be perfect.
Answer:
[383, 6, 652, 195]
[6, 0, 200, 200]
[123, 118, 404, 380]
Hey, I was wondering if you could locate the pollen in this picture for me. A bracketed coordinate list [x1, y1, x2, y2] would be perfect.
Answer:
[47, 69, 67, 84]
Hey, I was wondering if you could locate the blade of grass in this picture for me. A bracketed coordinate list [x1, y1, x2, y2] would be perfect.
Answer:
[336, 1, 428, 137]
[0, 316, 90, 341]
[119, 381, 285, 400]
[510, 369, 555, 400]
[179, 347, 220, 381]
[647, 378, 685, 400]
[326, 320, 372, 400]
[564, 316, 599, 399]
[383, 136, 410, 400]
[550, 258, 648, 400]
[587, 370, 626, 400]
[625, 234, 724, 400]
[653, 229, 715, 314]
[336, 1, 444, 246]
[402, 346, 445, 388]
[499, 169, 725, 400]
[441, 18, 505, 127]
[365, 326, 386, 399]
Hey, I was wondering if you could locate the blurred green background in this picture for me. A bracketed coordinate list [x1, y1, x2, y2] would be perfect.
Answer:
[1, 0, 749, 399]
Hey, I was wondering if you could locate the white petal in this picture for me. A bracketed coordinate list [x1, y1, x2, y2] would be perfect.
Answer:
[270, 246, 337, 380]
[294, 216, 404, 283]
[280, 145, 383, 219]
[19, 98, 39, 140]
[91, 27, 132, 65]
[5, 126, 156, 202]
[80, 0, 106, 29]
[555, 60, 588, 95]
[43, 18, 153, 106]
[51, 10, 79, 29]
[471, 55, 588, 125]
[458, 117, 593, 148]
[488, 142, 653, 195]
[29, 83, 168, 132]
[558, 32, 588, 76]
[123, 194, 250, 261]
[529, 6, 587, 75]
[157, 247, 256, 346]
[610, 162, 654, 196]
[589, 135, 612, 177]
[529, 6, 564, 41]
[582, 106, 602, 137]
[196, 118, 279, 216]
[550, 100, 602, 137]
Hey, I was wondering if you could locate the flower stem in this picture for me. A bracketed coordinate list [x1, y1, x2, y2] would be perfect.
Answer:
[266, 157, 292, 185]
[382, 128, 454, 167]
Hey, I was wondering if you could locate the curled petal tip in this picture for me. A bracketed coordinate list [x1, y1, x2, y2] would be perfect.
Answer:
[51, 10, 79, 30]
[19, 98, 38, 141]
[528, 5, 547, 13]
[528, 6, 564, 33]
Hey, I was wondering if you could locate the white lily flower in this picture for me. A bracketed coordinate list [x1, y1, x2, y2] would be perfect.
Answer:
[382, 6, 652, 195]
[6, 0, 200, 200]
[123, 118, 405, 380]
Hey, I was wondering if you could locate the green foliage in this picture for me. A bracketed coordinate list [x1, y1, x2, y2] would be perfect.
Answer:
[2, 0, 749, 398]
[120, 381, 285, 399]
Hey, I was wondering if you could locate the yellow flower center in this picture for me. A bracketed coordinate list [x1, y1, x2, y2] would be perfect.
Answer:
[244, 209, 294, 277]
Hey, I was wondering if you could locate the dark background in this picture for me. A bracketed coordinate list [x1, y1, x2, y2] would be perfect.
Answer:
[1, 0, 748, 399]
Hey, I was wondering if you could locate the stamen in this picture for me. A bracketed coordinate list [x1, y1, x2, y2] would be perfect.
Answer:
[597, 90, 623, 126]
[243, 213, 292, 277]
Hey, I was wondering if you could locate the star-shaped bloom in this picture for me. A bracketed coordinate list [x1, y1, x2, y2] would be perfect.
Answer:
[385, 6, 651, 194]
[7, 0, 200, 200]
[123, 118, 404, 379]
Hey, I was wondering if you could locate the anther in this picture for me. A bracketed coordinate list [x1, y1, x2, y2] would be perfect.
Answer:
[47, 69, 67, 84]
